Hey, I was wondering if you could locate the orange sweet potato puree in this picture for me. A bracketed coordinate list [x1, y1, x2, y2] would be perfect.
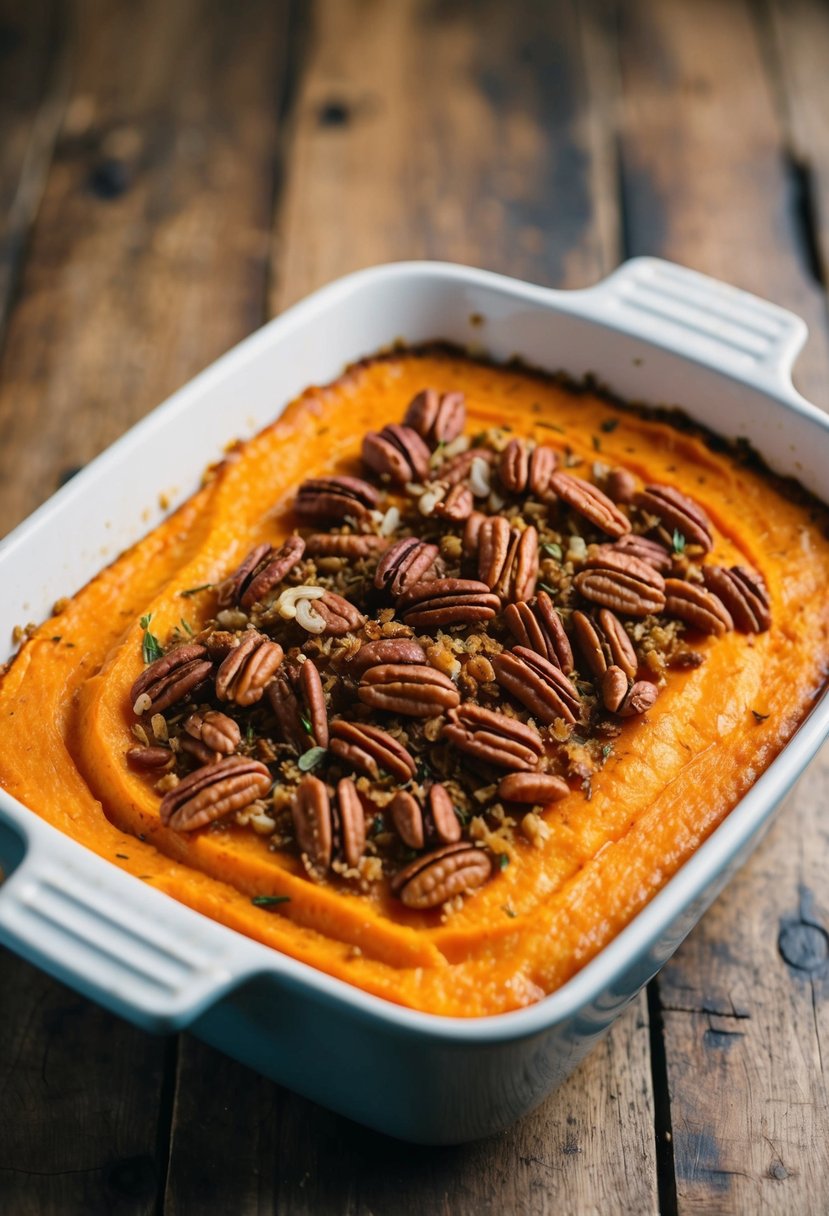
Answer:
[1, 351, 828, 1017]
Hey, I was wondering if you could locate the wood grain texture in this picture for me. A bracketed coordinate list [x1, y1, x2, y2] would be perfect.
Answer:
[0, 0, 288, 536]
[0, 0, 70, 342]
[271, 0, 620, 314]
[164, 991, 655, 1216]
[618, 0, 829, 1210]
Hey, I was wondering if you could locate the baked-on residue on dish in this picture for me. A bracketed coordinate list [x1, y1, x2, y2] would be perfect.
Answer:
[1, 349, 828, 1017]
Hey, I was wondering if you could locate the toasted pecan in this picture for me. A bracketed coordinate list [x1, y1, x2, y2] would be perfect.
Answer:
[215, 632, 284, 706]
[441, 703, 542, 770]
[329, 719, 416, 781]
[160, 756, 272, 832]
[396, 579, 500, 628]
[131, 644, 212, 716]
[664, 578, 733, 635]
[391, 843, 492, 909]
[637, 484, 713, 552]
[358, 663, 460, 717]
[295, 476, 379, 524]
[403, 389, 466, 445]
[375, 537, 439, 597]
[497, 772, 569, 804]
[574, 548, 666, 616]
[362, 424, 431, 485]
[548, 471, 631, 537]
[492, 646, 581, 725]
[701, 564, 770, 632]
[504, 591, 573, 671]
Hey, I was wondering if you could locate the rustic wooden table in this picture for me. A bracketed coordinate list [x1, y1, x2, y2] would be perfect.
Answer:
[1, 1, 827, 1212]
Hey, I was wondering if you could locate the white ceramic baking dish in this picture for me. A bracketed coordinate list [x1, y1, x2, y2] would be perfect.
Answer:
[0, 258, 827, 1144]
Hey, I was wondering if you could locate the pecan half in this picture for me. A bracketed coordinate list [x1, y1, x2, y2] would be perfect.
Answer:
[266, 658, 328, 751]
[664, 578, 733, 635]
[492, 646, 581, 724]
[701, 564, 771, 632]
[126, 745, 171, 771]
[574, 548, 666, 616]
[497, 772, 569, 804]
[391, 843, 492, 909]
[613, 533, 672, 574]
[435, 447, 494, 488]
[358, 664, 460, 717]
[347, 638, 427, 673]
[291, 774, 332, 868]
[571, 607, 638, 679]
[477, 518, 539, 603]
[161, 756, 272, 832]
[499, 440, 557, 496]
[131, 644, 212, 715]
[433, 482, 474, 522]
[295, 476, 379, 524]
[396, 579, 500, 628]
[304, 533, 389, 558]
[218, 536, 306, 610]
[403, 389, 466, 445]
[504, 591, 573, 671]
[389, 784, 460, 849]
[427, 783, 462, 845]
[374, 537, 439, 597]
[311, 590, 366, 637]
[601, 665, 629, 713]
[184, 709, 241, 755]
[215, 632, 284, 706]
[637, 484, 713, 552]
[362, 424, 431, 485]
[462, 510, 486, 557]
[548, 471, 632, 537]
[390, 790, 425, 849]
[618, 680, 659, 717]
[329, 720, 416, 782]
[606, 467, 637, 503]
[441, 703, 543, 770]
[333, 777, 366, 868]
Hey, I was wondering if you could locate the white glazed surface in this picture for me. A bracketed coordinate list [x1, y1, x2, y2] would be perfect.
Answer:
[0, 257, 827, 1046]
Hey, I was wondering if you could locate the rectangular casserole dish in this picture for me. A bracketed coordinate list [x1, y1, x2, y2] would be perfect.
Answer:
[0, 256, 827, 1145]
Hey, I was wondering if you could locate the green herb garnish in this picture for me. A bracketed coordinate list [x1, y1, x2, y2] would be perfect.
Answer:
[179, 583, 214, 597]
[179, 618, 194, 636]
[497, 854, 510, 870]
[751, 710, 770, 723]
[592, 436, 601, 452]
[299, 712, 313, 735]
[600, 418, 619, 433]
[542, 542, 563, 562]
[672, 529, 686, 555]
[539, 582, 558, 595]
[139, 613, 164, 664]
[298, 746, 327, 772]
[251, 895, 291, 908]
[503, 905, 517, 918]
[537, 421, 566, 434]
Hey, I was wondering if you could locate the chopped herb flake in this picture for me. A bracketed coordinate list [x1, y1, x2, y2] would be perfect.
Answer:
[298, 746, 327, 772]
[299, 712, 313, 735]
[600, 418, 619, 433]
[179, 583, 214, 597]
[497, 853, 510, 870]
[672, 529, 686, 555]
[751, 709, 770, 723]
[251, 895, 291, 908]
[179, 618, 194, 636]
[503, 905, 517, 918]
[592, 436, 601, 452]
[539, 582, 558, 595]
[115, 853, 129, 860]
[601, 744, 613, 760]
[542, 542, 563, 562]
[139, 613, 164, 664]
[537, 421, 566, 434]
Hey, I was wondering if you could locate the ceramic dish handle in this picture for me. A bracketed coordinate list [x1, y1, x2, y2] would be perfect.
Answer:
[0, 809, 257, 1032]
[579, 257, 808, 392]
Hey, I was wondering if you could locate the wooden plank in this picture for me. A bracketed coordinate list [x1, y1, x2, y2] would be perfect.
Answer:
[165, 3, 658, 1214]
[0, 0, 70, 342]
[0, 0, 287, 537]
[0, 1, 289, 1213]
[166, 992, 653, 1216]
[618, 1, 829, 1211]
[270, 0, 621, 314]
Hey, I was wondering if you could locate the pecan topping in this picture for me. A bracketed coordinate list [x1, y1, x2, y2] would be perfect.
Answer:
[504, 591, 573, 671]
[497, 772, 569, 804]
[571, 608, 638, 680]
[574, 548, 666, 617]
[329, 719, 416, 782]
[601, 665, 629, 713]
[267, 658, 328, 751]
[184, 710, 241, 755]
[131, 644, 212, 715]
[295, 476, 379, 524]
[374, 537, 439, 597]
[499, 440, 558, 496]
[492, 646, 581, 724]
[358, 663, 460, 717]
[664, 578, 733, 635]
[218, 536, 306, 610]
[403, 389, 466, 445]
[427, 783, 462, 844]
[389, 784, 461, 849]
[436, 447, 494, 488]
[347, 638, 427, 673]
[334, 777, 366, 868]
[463, 510, 486, 557]
[548, 471, 632, 537]
[396, 579, 500, 628]
[701, 564, 771, 632]
[362, 424, 431, 485]
[433, 482, 474, 522]
[637, 484, 713, 552]
[304, 533, 389, 558]
[477, 518, 539, 603]
[391, 843, 492, 909]
[618, 680, 659, 717]
[126, 745, 171, 771]
[291, 774, 332, 868]
[441, 703, 543, 770]
[606, 467, 637, 503]
[215, 632, 284, 706]
[160, 756, 272, 832]
[313, 590, 366, 637]
[390, 790, 425, 849]
[613, 533, 672, 574]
